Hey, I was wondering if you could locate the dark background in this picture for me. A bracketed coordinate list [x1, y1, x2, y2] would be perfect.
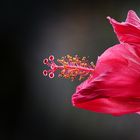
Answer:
[1, 0, 140, 140]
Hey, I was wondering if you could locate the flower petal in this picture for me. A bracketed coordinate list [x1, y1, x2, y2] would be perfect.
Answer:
[73, 96, 140, 116]
[136, 112, 140, 115]
[126, 10, 140, 26]
[107, 11, 140, 45]
[72, 43, 140, 115]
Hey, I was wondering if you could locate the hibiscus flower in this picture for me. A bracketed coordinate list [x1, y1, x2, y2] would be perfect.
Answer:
[43, 10, 140, 116]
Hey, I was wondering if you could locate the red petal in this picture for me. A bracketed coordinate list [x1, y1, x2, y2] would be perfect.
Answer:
[72, 43, 140, 115]
[107, 11, 140, 45]
[73, 97, 140, 116]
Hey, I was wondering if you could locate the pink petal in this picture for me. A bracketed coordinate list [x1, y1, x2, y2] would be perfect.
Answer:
[126, 10, 140, 26]
[136, 112, 140, 115]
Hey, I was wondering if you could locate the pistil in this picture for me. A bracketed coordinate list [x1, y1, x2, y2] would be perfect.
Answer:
[43, 54, 95, 81]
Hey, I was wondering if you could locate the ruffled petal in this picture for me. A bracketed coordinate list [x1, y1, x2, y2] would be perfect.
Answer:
[107, 11, 140, 45]
[126, 10, 140, 26]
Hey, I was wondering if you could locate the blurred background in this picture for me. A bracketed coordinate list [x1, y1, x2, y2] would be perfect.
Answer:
[1, 0, 140, 140]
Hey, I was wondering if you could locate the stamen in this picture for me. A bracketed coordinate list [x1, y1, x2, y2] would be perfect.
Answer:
[43, 54, 95, 81]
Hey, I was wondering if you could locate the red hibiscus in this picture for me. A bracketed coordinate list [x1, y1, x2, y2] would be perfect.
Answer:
[72, 10, 140, 116]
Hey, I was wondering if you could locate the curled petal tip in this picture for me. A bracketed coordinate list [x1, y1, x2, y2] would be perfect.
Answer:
[128, 10, 135, 13]
[107, 16, 117, 25]
[127, 10, 137, 16]
[106, 16, 111, 20]
[106, 16, 115, 25]
[126, 10, 140, 26]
